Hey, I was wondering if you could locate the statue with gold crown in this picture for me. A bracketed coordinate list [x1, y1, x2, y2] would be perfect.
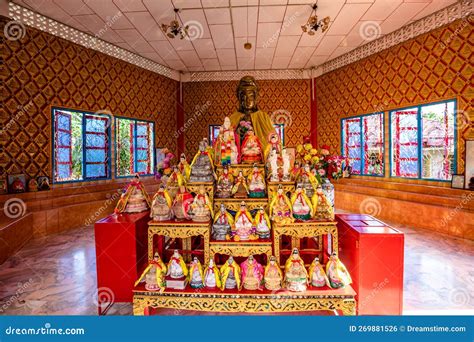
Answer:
[220, 256, 241, 291]
[212, 204, 233, 241]
[264, 256, 283, 290]
[167, 166, 185, 198]
[134, 252, 166, 292]
[189, 139, 215, 183]
[188, 256, 204, 289]
[171, 185, 193, 221]
[296, 163, 318, 198]
[178, 153, 191, 182]
[248, 164, 266, 198]
[167, 250, 188, 279]
[284, 248, 308, 292]
[189, 185, 213, 222]
[308, 257, 329, 288]
[326, 253, 352, 289]
[290, 185, 313, 221]
[269, 185, 294, 224]
[230, 76, 277, 153]
[241, 128, 263, 164]
[233, 201, 257, 241]
[204, 259, 221, 289]
[150, 183, 173, 221]
[241, 255, 264, 290]
[215, 165, 233, 198]
[232, 170, 249, 198]
[253, 206, 271, 239]
[312, 185, 335, 221]
[115, 174, 151, 214]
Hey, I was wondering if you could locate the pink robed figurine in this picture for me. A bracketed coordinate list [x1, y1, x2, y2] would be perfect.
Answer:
[240, 255, 264, 290]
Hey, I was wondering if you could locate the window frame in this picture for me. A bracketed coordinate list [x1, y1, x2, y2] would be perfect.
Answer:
[389, 99, 457, 182]
[51, 107, 112, 184]
[341, 112, 385, 177]
[114, 116, 156, 179]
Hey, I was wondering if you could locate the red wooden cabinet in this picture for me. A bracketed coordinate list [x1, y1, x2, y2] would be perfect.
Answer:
[94, 211, 150, 312]
[336, 214, 404, 315]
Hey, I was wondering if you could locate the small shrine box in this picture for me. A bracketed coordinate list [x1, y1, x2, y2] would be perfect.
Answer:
[94, 211, 150, 307]
[336, 214, 404, 315]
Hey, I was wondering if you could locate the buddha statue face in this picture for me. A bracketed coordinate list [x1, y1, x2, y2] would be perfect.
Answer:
[237, 76, 259, 114]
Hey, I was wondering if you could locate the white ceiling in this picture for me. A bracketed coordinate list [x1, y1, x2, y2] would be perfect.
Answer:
[12, 0, 457, 72]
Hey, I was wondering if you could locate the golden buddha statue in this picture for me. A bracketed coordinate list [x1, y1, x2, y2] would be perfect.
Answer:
[230, 76, 276, 151]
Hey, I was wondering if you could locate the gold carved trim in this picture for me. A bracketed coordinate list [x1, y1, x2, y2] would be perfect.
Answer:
[210, 242, 273, 260]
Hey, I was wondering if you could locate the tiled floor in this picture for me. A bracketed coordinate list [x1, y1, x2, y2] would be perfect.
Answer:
[0, 220, 472, 315]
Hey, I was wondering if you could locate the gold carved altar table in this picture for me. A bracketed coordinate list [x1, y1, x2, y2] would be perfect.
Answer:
[213, 197, 268, 213]
[185, 181, 214, 200]
[133, 285, 356, 316]
[210, 240, 273, 261]
[148, 220, 210, 264]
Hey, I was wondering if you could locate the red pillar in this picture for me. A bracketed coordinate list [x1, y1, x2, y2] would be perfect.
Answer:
[176, 80, 185, 154]
[310, 77, 318, 147]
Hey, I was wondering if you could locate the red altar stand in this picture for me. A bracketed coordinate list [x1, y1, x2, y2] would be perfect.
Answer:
[336, 214, 404, 315]
[94, 211, 150, 314]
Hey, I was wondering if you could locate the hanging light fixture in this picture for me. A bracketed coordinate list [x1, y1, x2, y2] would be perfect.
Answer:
[301, 3, 330, 36]
[161, 8, 189, 39]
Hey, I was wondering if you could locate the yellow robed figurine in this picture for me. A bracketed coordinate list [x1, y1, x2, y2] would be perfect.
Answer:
[189, 186, 213, 222]
[263, 132, 283, 162]
[188, 256, 205, 289]
[212, 204, 234, 241]
[326, 253, 352, 289]
[253, 206, 271, 239]
[167, 166, 185, 198]
[150, 184, 173, 221]
[230, 76, 276, 151]
[269, 185, 294, 224]
[189, 139, 215, 183]
[296, 164, 318, 198]
[311, 185, 335, 221]
[220, 256, 241, 291]
[166, 250, 188, 279]
[134, 252, 166, 292]
[178, 153, 191, 181]
[290, 185, 313, 221]
[284, 248, 308, 292]
[231, 170, 249, 198]
[204, 259, 222, 289]
[308, 257, 329, 288]
[264, 256, 283, 290]
[233, 201, 257, 241]
[115, 174, 151, 214]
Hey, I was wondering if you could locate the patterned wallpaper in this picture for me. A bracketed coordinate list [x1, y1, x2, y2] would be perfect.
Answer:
[182, 79, 311, 156]
[316, 19, 473, 174]
[1, 17, 178, 180]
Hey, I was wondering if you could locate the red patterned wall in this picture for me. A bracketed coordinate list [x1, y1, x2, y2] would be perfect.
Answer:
[316, 19, 473, 176]
[1, 17, 178, 181]
[182, 79, 311, 156]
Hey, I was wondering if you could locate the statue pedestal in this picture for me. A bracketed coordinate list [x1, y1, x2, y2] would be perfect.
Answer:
[166, 276, 188, 290]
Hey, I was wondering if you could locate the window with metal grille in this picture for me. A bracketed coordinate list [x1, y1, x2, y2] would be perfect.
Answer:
[52, 108, 111, 183]
[116, 117, 155, 177]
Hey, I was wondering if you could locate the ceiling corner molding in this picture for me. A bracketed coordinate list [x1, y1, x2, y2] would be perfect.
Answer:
[7, 3, 180, 81]
[321, 0, 473, 75]
[184, 69, 308, 82]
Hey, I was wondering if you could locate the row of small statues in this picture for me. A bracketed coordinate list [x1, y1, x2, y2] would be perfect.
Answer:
[135, 249, 352, 293]
[151, 182, 334, 228]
